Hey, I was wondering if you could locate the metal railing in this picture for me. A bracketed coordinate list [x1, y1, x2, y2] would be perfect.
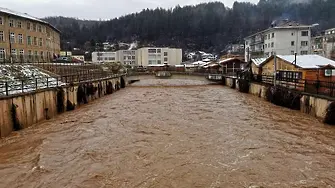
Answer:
[253, 74, 335, 98]
[0, 72, 124, 97]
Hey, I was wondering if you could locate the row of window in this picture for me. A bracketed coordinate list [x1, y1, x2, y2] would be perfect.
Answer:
[97, 57, 116, 61]
[0, 16, 47, 33]
[123, 56, 136, 60]
[148, 49, 168, 56]
[0, 48, 45, 58]
[0, 31, 44, 46]
[263, 41, 309, 49]
[264, 33, 275, 40]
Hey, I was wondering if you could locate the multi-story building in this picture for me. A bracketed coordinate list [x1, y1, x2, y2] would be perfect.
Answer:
[324, 28, 335, 59]
[0, 7, 61, 62]
[91, 47, 182, 67]
[137, 47, 182, 67]
[92, 51, 117, 63]
[117, 50, 137, 66]
[245, 20, 314, 61]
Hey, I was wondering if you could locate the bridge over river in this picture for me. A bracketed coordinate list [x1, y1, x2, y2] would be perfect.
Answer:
[0, 78, 334, 187]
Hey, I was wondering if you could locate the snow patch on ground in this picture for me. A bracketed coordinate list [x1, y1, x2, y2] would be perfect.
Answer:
[0, 64, 64, 96]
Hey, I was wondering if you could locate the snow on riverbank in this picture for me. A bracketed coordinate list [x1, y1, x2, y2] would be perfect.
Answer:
[0, 64, 64, 96]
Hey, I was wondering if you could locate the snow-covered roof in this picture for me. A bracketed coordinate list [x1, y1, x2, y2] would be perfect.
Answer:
[219, 58, 235, 64]
[0, 7, 60, 33]
[277, 55, 335, 69]
[252, 58, 268, 66]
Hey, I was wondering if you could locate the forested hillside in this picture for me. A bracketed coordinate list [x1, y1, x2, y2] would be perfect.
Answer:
[43, 0, 335, 53]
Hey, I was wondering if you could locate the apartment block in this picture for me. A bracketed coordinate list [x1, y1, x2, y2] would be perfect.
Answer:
[244, 20, 313, 61]
[0, 7, 61, 62]
[92, 48, 182, 67]
[137, 47, 182, 67]
[92, 51, 117, 63]
[117, 50, 137, 66]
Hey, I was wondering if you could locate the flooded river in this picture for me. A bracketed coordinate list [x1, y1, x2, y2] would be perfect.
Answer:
[0, 79, 334, 188]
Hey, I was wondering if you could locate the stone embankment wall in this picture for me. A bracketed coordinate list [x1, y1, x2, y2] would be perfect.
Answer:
[225, 77, 333, 121]
[0, 76, 126, 137]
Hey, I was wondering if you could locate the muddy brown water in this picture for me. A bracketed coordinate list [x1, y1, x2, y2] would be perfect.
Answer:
[0, 79, 334, 188]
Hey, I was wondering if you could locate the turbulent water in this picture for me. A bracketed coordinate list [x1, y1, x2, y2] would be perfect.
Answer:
[0, 79, 334, 188]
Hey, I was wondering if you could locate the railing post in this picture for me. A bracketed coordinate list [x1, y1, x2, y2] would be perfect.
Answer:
[22, 80, 24, 93]
[5, 82, 8, 96]
[47, 77, 49, 88]
[56, 77, 59, 86]
[35, 78, 38, 90]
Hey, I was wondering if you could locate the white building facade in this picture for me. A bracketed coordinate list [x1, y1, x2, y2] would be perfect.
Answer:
[137, 47, 182, 67]
[117, 50, 137, 66]
[245, 20, 313, 61]
[92, 51, 117, 63]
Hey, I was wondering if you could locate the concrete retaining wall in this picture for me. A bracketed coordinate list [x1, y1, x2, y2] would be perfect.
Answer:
[225, 77, 333, 120]
[0, 76, 125, 138]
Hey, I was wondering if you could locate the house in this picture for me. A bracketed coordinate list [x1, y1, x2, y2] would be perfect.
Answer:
[251, 57, 267, 75]
[244, 20, 315, 61]
[258, 55, 335, 82]
[219, 58, 247, 75]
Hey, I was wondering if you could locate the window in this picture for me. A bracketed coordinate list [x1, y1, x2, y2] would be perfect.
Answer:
[11, 49, 17, 57]
[128, 56, 132, 60]
[157, 60, 161, 64]
[272, 33, 274, 38]
[9, 19, 14, 27]
[132, 56, 135, 60]
[123, 56, 127, 60]
[0, 48, 4, 59]
[28, 50, 32, 58]
[157, 49, 161, 53]
[39, 38, 43, 46]
[271, 42, 274, 48]
[0, 31, 4, 42]
[301, 41, 308, 46]
[34, 51, 38, 58]
[108, 57, 115, 60]
[17, 21, 22, 28]
[27, 36, 32, 45]
[265, 44, 267, 48]
[18, 34, 23, 44]
[33, 23, 37, 31]
[291, 41, 295, 46]
[34, 37, 37, 45]
[301, 31, 309, 36]
[301, 51, 308, 55]
[10, 33, 15, 43]
[40, 51, 44, 59]
[148, 60, 153, 65]
[104, 57, 108, 60]
[27, 22, 31, 30]
[164, 57, 168, 62]
[38, 25, 42, 32]
[164, 52, 168, 56]
[148, 49, 156, 53]
[291, 32, 294, 36]
[19, 49, 24, 57]
[0, 17, 3, 25]
[291, 51, 295, 55]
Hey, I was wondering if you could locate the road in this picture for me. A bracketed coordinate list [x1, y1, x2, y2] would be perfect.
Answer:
[0, 79, 334, 188]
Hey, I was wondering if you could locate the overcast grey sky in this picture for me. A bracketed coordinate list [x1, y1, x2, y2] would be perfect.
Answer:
[0, 0, 259, 20]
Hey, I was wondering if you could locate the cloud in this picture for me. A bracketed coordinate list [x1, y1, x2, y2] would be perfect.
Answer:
[0, 0, 259, 20]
